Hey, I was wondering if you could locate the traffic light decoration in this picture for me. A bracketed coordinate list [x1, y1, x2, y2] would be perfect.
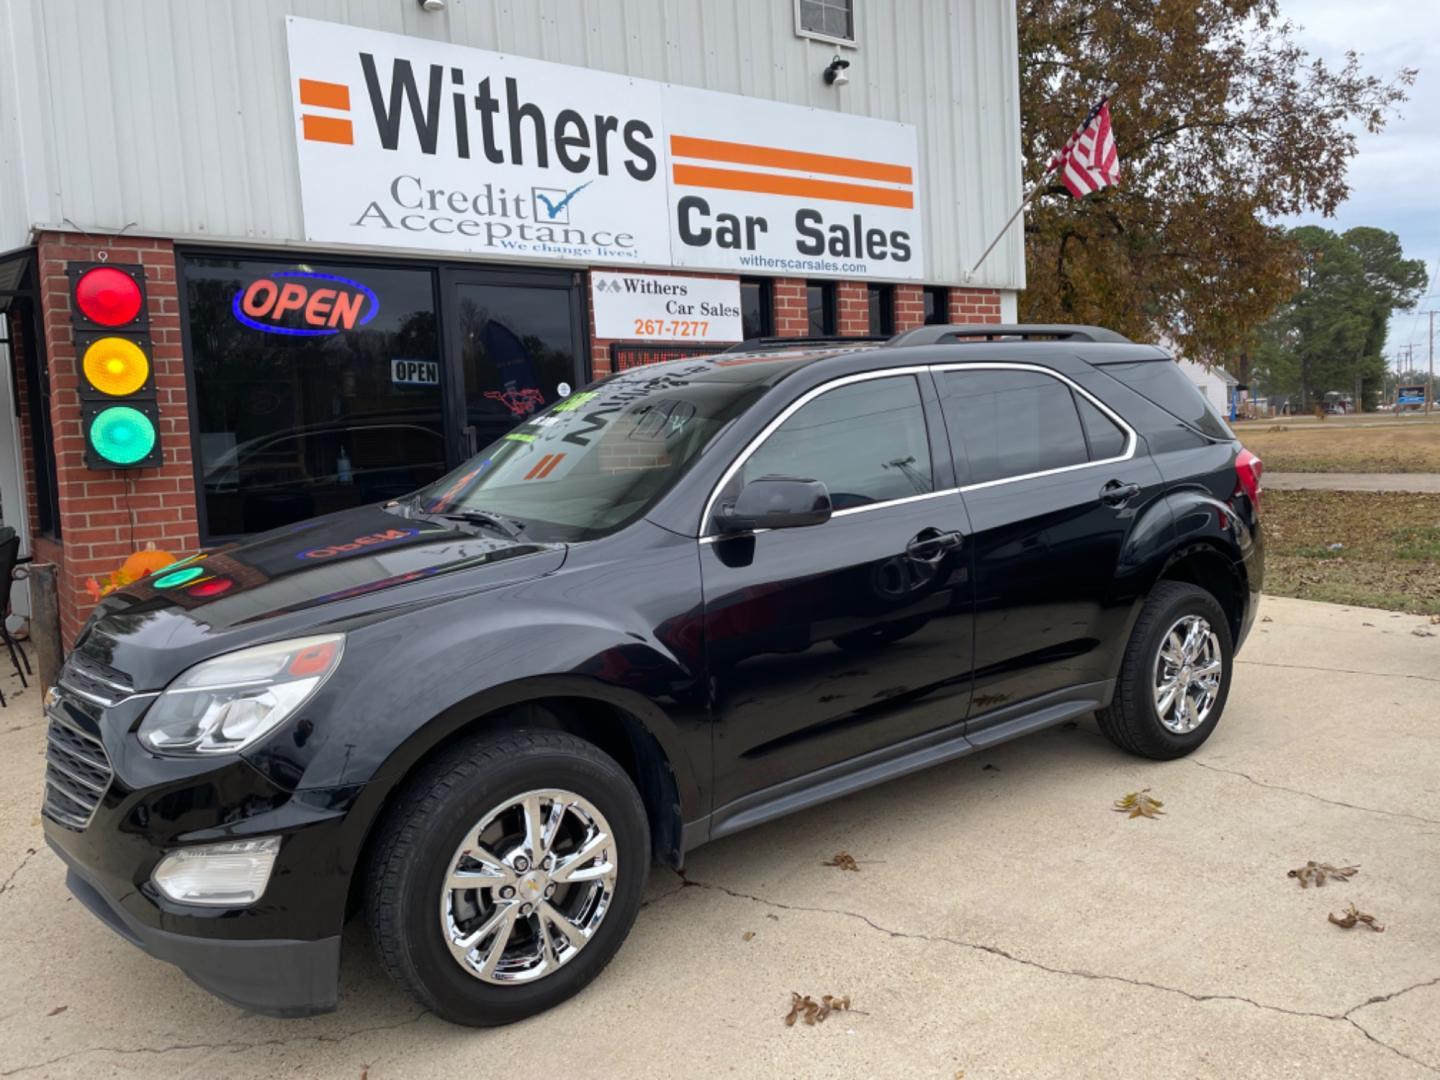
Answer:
[68, 262, 162, 469]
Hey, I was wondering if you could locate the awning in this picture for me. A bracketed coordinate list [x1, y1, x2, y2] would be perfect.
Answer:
[0, 247, 36, 315]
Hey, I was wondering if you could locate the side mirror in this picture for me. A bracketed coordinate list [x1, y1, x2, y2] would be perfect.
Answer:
[716, 477, 832, 533]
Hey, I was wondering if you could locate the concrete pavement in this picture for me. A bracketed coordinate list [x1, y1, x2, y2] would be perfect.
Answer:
[1, 596, 1437, 1078]
[1265, 472, 1440, 493]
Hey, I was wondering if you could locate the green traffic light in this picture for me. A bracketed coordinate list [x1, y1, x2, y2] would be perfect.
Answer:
[90, 405, 156, 465]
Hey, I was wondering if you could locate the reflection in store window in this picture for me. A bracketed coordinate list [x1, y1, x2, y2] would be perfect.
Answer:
[182, 255, 445, 539]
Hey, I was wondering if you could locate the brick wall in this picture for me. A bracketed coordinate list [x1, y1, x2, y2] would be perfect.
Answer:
[773, 278, 808, 336]
[836, 282, 869, 336]
[9, 305, 41, 535]
[895, 284, 926, 331]
[948, 287, 1003, 325]
[33, 232, 200, 645]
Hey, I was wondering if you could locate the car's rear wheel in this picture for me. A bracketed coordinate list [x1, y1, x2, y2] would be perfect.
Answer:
[365, 729, 649, 1026]
[1096, 581, 1233, 759]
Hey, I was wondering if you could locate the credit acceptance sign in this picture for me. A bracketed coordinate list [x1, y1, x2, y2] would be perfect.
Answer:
[285, 17, 923, 280]
[591, 272, 743, 342]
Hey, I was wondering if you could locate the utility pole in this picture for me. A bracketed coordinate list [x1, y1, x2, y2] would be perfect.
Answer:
[1429, 311, 1435, 417]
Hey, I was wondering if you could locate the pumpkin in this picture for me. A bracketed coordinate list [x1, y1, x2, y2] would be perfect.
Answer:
[120, 549, 177, 581]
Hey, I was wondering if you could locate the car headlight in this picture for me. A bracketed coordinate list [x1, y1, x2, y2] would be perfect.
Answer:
[138, 634, 344, 756]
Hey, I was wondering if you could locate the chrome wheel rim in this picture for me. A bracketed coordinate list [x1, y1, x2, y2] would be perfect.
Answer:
[439, 788, 617, 985]
[1153, 614, 1223, 734]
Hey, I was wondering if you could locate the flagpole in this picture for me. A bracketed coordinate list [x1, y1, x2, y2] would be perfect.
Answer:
[968, 171, 1055, 277]
[967, 83, 1117, 280]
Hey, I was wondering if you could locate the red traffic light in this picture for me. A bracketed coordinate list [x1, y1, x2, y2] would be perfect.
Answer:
[74, 266, 144, 326]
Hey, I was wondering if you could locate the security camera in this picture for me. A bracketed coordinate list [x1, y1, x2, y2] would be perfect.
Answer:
[824, 55, 850, 86]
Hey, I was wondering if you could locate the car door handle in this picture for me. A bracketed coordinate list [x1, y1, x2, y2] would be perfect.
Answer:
[905, 528, 965, 564]
[1099, 479, 1142, 507]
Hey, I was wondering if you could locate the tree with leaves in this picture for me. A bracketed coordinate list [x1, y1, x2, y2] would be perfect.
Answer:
[1016, 0, 1416, 365]
[1248, 226, 1427, 409]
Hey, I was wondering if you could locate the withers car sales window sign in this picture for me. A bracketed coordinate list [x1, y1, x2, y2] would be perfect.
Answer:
[285, 17, 923, 280]
[591, 272, 743, 343]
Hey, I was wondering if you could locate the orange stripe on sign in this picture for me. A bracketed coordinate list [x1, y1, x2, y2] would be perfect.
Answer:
[524, 455, 554, 480]
[670, 135, 912, 185]
[299, 78, 351, 111]
[536, 453, 566, 479]
[671, 164, 913, 209]
[302, 115, 354, 145]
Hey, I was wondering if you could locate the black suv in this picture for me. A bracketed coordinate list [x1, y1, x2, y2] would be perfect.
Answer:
[42, 325, 1263, 1026]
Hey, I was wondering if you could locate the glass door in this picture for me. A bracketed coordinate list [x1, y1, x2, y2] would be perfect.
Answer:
[442, 269, 587, 457]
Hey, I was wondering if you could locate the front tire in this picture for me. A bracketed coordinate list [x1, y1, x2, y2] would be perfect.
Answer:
[364, 729, 650, 1026]
[1097, 581, 1234, 760]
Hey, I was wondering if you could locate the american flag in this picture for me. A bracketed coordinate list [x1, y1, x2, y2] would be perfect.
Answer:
[1048, 96, 1120, 198]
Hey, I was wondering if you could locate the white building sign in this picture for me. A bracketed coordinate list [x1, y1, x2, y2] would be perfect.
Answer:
[591, 272, 743, 342]
[285, 17, 923, 280]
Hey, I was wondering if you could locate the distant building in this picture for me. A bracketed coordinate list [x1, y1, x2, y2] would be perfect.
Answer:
[1175, 357, 1239, 419]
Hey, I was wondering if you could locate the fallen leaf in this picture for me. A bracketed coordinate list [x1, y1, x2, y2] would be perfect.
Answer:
[785, 992, 853, 1027]
[46, 1006, 67, 1017]
[1413, 626, 1435, 637]
[1328, 903, 1384, 932]
[742, 931, 755, 942]
[824, 852, 860, 872]
[1261, 615, 1274, 623]
[1113, 789, 1165, 819]
[1287, 861, 1359, 888]
[766, 913, 780, 921]
[1430, 614, 1440, 625]
[1361, 622, 1375, 627]
[982, 763, 999, 772]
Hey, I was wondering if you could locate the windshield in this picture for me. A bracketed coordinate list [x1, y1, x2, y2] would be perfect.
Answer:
[412, 367, 767, 541]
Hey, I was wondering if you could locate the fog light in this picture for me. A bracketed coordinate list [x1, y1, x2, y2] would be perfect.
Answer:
[152, 837, 280, 906]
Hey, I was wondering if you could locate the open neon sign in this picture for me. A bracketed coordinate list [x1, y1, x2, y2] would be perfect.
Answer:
[232, 270, 379, 336]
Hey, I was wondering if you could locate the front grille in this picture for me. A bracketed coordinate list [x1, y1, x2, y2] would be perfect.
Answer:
[58, 653, 136, 709]
[42, 712, 114, 831]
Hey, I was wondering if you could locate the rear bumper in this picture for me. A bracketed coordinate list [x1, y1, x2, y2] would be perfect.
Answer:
[53, 841, 341, 1017]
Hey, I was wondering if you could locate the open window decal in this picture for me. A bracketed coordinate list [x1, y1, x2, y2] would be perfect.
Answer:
[232, 270, 379, 337]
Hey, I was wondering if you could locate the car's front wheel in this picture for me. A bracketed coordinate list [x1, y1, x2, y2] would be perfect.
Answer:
[1096, 581, 1234, 759]
[365, 729, 649, 1026]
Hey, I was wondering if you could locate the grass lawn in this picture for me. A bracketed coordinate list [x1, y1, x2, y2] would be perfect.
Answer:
[1263, 490, 1440, 615]
[1233, 417, 1440, 473]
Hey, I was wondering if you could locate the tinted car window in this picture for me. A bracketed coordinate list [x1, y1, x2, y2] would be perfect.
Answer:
[941, 369, 1088, 484]
[1098, 359, 1232, 440]
[419, 370, 765, 542]
[742, 376, 932, 510]
[1076, 396, 1128, 460]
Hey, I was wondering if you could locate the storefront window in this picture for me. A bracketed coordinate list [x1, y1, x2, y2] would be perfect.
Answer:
[807, 281, 837, 336]
[739, 278, 773, 340]
[182, 254, 446, 539]
[867, 284, 894, 336]
[923, 286, 947, 325]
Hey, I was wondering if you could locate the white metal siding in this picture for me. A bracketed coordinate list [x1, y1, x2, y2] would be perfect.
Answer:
[3, 0, 1023, 287]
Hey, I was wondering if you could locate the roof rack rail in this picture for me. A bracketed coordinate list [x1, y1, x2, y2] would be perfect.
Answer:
[887, 323, 1132, 347]
[722, 335, 889, 353]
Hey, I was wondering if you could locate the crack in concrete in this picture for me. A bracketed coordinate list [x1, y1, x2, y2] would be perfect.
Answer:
[1346, 975, 1440, 1018]
[0, 848, 37, 900]
[1190, 759, 1440, 827]
[671, 872, 1439, 1074]
[1237, 659, 1440, 686]
[0, 1010, 428, 1076]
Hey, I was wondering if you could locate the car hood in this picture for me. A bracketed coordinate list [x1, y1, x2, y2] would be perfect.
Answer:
[76, 503, 566, 690]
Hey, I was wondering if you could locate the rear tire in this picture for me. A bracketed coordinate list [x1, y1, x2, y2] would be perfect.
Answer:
[1096, 581, 1233, 760]
[364, 729, 649, 1026]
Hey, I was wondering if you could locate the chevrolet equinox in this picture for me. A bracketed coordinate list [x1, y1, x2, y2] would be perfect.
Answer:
[42, 324, 1264, 1026]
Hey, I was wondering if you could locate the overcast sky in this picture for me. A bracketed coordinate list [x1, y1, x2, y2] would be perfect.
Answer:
[1280, 0, 1439, 368]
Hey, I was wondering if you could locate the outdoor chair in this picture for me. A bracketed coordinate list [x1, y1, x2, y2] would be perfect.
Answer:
[0, 527, 32, 706]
